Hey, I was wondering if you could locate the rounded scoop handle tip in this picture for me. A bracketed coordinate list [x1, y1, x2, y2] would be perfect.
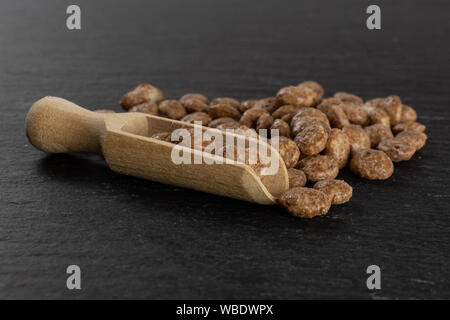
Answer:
[26, 96, 106, 154]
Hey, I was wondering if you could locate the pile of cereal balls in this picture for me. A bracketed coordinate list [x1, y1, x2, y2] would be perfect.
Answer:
[109, 81, 427, 218]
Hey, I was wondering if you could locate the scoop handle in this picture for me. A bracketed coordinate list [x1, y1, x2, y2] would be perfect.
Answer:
[26, 96, 106, 154]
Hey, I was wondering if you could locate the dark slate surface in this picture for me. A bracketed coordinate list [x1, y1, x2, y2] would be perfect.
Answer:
[0, 0, 449, 299]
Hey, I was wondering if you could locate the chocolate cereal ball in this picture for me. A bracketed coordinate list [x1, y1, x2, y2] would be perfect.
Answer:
[350, 149, 394, 180]
[271, 136, 300, 169]
[342, 124, 371, 153]
[120, 83, 163, 110]
[294, 124, 329, 155]
[380, 95, 403, 126]
[324, 128, 351, 169]
[392, 121, 426, 134]
[278, 187, 331, 218]
[208, 117, 237, 128]
[240, 107, 268, 128]
[400, 105, 418, 122]
[270, 119, 291, 137]
[364, 123, 394, 148]
[129, 102, 158, 115]
[395, 130, 427, 151]
[181, 112, 212, 126]
[208, 103, 241, 120]
[297, 155, 339, 182]
[210, 97, 240, 109]
[334, 92, 364, 104]
[291, 116, 330, 137]
[180, 93, 209, 105]
[377, 138, 416, 162]
[158, 100, 187, 120]
[287, 168, 307, 188]
[313, 179, 353, 205]
[341, 102, 368, 125]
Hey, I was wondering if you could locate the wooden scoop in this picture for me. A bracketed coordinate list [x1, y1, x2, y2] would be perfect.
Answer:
[26, 97, 289, 204]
